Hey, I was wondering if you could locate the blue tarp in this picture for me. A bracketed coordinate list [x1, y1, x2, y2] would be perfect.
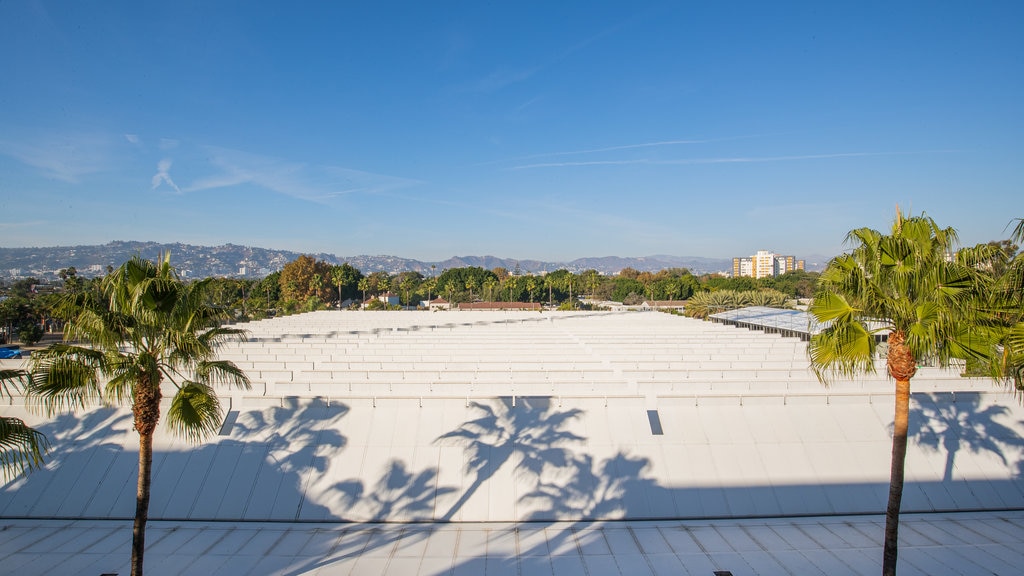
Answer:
[0, 348, 22, 359]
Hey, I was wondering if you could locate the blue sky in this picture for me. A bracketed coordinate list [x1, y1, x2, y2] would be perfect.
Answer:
[1, 1, 1022, 262]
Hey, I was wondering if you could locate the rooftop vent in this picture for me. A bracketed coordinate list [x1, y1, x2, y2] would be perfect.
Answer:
[218, 410, 239, 436]
[646, 409, 664, 435]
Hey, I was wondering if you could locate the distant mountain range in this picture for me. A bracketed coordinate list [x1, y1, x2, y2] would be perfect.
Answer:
[0, 241, 827, 281]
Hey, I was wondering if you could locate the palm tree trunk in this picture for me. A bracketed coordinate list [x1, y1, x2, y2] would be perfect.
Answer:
[441, 474, 485, 521]
[132, 430, 154, 576]
[882, 330, 917, 576]
[883, 377, 911, 576]
[131, 380, 162, 576]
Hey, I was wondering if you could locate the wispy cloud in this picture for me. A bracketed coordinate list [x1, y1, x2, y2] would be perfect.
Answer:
[479, 138, 710, 167]
[510, 151, 920, 170]
[0, 133, 116, 182]
[0, 220, 49, 231]
[467, 66, 542, 93]
[464, 16, 629, 94]
[151, 158, 182, 194]
[514, 96, 544, 113]
[185, 147, 420, 203]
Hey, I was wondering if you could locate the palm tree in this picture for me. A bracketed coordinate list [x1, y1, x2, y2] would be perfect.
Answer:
[484, 278, 498, 302]
[424, 277, 437, 304]
[808, 212, 995, 576]
[0, 368, 49, 479]
[400, 278, 414, 307]
[331, 267, 346, 308]
[358, 277, 369, 304]
[28, 254, 250, 576]
[445, 280, 457, 304]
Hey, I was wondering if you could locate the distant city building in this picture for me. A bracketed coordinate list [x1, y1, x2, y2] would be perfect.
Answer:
[732, 250, 805, 279]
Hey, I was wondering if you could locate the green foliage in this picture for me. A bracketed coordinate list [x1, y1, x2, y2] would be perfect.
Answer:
[17, 323, 44, 346]
[760, 270, 819, 298]
[981, 217, 1024, 388]
[622, 292, 644, 305]
[703, 274, 758, 292]
[810, 213, 995, 382]
[330, 263, 363, 302]
[683, 289, 790, 320]
[9, 278, 39, 298]
[364, 299, 386, 310]
[611, 279, 644, 302]
[436, 267, 497, 298]
[0, 369, 49, 479]
[278, 255, 332, 312]
[302, 295, 325, 312]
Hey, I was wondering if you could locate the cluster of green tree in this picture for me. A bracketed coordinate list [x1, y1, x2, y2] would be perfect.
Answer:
[0, 258, 820, 334]
[703, 268, 818, 298]
[682, 289, 791, 320]
[214, 260, 786, 316]
[0, 269, 85, 346]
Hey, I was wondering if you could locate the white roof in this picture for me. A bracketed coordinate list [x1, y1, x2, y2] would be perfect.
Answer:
[3, 310, 1023, 573]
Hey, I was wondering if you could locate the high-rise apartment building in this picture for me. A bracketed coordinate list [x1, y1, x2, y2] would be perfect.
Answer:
[733, 250, 805, 279]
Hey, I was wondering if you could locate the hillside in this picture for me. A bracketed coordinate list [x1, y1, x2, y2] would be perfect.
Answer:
[0, 241, 744, 281]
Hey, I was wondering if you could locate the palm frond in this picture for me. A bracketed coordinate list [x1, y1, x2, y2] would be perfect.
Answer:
[0, 416, 50, 480]
[29, 344, 106, 414]
[808, 320, 876, 384]
[166, 382, 223, 442]
[193, 360, 251, 390]
[0, 368, 28, 399]
[808, 291, 860, 324]
[1009, 218, 1024, 245]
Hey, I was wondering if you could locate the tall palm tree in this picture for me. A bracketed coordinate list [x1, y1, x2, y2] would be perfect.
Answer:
[28, 254, 250, 576]
[808, 212, 995, 576]
[0, 368, 49, 479]
[424, 277, 437, 304]
[444, 280, 456, 304]
[484, 277, 497, 302]
[358, 277, 370, 304]
[331, 267, 346, 308]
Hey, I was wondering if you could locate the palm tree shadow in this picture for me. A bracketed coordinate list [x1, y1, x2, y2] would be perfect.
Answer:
[231, 397, 348, 475]
[521, 450, 660, 520]
[908, 392, 1024, 482]
[434, 396, 585, 521]
[334, 459, 458, 520]
[0, 408, 131, 515]
[281, 460, 458, 576]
